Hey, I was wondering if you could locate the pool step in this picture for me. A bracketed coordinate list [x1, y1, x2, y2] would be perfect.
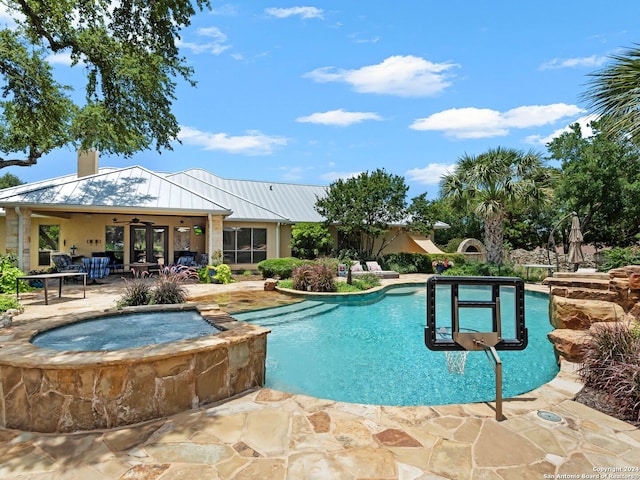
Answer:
[233, 301, 338, 325]
[385, 286, 423, 296]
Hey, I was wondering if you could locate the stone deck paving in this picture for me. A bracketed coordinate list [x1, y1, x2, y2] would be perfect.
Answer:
[2, 275, 639, 479]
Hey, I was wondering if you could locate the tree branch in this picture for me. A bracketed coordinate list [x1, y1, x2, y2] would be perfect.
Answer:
[14, 0, 68, 52]
[0, 146, 42, 167]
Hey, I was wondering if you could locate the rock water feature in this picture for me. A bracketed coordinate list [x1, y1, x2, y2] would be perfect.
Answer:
[544, 266, 640, 363]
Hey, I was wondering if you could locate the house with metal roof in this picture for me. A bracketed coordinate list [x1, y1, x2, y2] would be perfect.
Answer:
[0, 151, 447, 273]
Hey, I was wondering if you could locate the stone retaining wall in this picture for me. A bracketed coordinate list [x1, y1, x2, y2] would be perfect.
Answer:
[507, 247, 599, 271]
[0, 305, 268, 433]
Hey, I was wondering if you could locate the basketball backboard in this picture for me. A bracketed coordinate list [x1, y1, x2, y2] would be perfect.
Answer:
[424, 276, 527, 351]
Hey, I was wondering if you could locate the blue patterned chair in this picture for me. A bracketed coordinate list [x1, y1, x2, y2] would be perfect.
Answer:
[52, 254, 83, 283]
[52, 254, 82, 273]
[82, 257, 111, 284]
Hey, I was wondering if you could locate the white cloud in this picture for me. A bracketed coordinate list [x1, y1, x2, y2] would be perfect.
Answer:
[179, 126, 287, 155]
[211, 4, 237, 16]
[296, 109, 382, 126]
[0, 3, 22, 28]
[265, 7, 324, 20]
[540, 55, 608, 70]
[410, 103, 585, 139]
[349, 32, 380, 44]
[406, 163, 456, 186]
[177, 26, 230, 55]
[525, 114, 599, 145]
[45, 52, 75, 66]
[320, 171, 362, 182]
[304, 55, 457, 97]
[279, 166, 305, 181]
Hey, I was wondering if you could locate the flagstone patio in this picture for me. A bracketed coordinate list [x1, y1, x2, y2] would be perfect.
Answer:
[1, 275, 638, 478]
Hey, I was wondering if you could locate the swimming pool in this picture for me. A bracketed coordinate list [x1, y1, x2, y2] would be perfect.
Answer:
[233, 285, 557, 406]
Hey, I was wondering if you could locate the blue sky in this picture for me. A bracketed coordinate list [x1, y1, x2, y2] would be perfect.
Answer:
[3, 2, 640, 199]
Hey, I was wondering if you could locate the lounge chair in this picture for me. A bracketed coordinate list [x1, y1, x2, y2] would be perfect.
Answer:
[365, 261, 400, 279]
[350, 263, 366, 276]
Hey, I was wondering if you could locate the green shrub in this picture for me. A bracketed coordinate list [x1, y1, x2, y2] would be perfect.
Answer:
[292, 263, 335, 292]
[579, 323, 640, 424]
[0, 253, 30, 294]
[444, 238, 463, 253]
[116, 278, 152, 307]
[152, 273, 187, 304]
[291, 222, 334, 259]
[444, 261, 520, 278]
[598, 247, 640, 272]
[197, 267, 211, 283]
[0, 294, 23, 313]
[213, 264, 233, 284]
[257, 257, 306, 279]
[276, 279, 293, 289]
[350, 273, 381, 290]
[380, 253, 431, 273]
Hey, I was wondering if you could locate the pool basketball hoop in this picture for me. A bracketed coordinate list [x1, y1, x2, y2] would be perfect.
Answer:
[444, 350, 468, 374]
[425, 276, 528, 420]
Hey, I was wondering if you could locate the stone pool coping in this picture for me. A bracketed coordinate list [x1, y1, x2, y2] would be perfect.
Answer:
[0, 303, 268, 368]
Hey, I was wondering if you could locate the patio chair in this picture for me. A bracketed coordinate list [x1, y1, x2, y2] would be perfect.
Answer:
[350, 262, 366, 276]
[194, 253, 209, 268]
[52, 254, 83, 283]
[176, 255, 196, 267]
[365, 261, 400, 279]
[92, 251, 123, 274]
[52, 254, 83, 273]
[81, 257, 111, 284]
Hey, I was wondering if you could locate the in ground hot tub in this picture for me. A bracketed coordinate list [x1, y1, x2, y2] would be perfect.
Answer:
[0, 304, 269, 433]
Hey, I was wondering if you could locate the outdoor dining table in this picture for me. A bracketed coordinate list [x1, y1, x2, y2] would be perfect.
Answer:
[522, 264, 555, 280]
[16, 272, 87, 305]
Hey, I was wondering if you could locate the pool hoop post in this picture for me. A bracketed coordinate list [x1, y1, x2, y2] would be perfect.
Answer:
[475, 340, 504, 421]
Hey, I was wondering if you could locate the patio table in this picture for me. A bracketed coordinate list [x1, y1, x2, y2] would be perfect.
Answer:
[522, 264, 555, 280]
[16, 272, 87, 305]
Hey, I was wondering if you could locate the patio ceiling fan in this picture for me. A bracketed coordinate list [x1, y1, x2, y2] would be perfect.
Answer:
[112, 217, 155, 226]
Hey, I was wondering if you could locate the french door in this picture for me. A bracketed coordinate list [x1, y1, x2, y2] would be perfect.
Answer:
[130, 225, 168, 264]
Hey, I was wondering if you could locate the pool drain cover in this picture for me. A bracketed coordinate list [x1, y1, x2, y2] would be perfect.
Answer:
[536, 410, 563, 423]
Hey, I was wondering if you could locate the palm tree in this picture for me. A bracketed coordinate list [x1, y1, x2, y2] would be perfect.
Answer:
[440, 147, 551, 264]
[583, 45, 640, 144]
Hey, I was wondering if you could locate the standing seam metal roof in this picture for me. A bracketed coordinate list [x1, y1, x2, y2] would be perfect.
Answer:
[167, 168, 327, 223]
[0, 166, 231, 213]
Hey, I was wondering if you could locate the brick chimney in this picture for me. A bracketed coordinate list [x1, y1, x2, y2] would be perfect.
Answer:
[77, 150, 99, 177]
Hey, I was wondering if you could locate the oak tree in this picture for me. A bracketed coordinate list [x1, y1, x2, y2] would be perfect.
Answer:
[0, 0, 210, 169]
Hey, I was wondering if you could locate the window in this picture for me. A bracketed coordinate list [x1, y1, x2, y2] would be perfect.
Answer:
[223, 228, 267, 264]
[173, 226, 191, 251]
[38, 224, 59, 265]
[105, 226, 124, 265]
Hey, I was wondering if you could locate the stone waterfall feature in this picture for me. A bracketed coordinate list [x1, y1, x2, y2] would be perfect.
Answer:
[544, 266, 640, 363]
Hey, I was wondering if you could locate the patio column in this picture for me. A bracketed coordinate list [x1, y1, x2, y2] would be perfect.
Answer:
[5, 207, 32, 271]
[208, 214, 224, 259]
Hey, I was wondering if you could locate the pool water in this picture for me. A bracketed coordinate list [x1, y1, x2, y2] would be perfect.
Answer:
[31, 310, 222, 351]
[233, 286, 557, 406]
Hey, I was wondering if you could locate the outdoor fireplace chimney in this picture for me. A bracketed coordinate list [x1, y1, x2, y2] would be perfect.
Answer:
[77, 150, 99, 177]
